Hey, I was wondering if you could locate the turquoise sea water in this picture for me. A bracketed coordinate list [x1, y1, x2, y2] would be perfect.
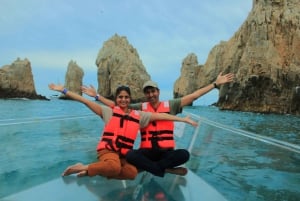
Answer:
[0, 98, 299, 200]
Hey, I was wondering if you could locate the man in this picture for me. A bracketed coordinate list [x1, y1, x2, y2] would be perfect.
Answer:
[82, 72, 234, 177]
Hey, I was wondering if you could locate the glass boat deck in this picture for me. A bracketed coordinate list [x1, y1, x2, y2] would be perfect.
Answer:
[1, 111, 300, 201]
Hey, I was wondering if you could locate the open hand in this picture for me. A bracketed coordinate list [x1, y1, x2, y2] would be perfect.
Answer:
[81, 85, 97, 97]
[48, 83, 64, 92]
[215, 72, 235, 85]
[183, 116, 198, 127]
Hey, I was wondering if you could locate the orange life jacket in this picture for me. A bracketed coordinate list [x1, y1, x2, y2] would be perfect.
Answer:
[140, 101, 175, 149]
[97, 106, 140, 156]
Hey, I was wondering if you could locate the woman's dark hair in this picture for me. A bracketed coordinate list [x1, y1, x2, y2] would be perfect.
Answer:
[115, 85, 131, 98]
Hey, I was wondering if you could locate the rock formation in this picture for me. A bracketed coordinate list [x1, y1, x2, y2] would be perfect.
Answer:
[174, 0, 300, 115]
[95, 34, 151, 102]
[60, 60, 84, 99]
[174, 53, 203, 103]
[0, 58, 47, 100]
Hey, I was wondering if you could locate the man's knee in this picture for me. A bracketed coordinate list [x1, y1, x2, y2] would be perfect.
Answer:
[182, 149, 190, 160]
[175, 149, 190, 163]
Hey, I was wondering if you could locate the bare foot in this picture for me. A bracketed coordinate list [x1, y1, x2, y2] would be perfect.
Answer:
[165, 167, 188, 176]
[62, 163, 88, 177]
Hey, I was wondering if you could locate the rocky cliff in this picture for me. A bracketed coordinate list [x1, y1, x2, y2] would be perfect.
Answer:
[60, 60, 84, 99]
[0, 58, 47, 100]
[174, 0, 300, 115]
[95, 34, 151, 102]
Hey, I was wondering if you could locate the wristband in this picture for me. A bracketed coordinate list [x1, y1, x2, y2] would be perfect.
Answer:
[213, 82, 219, 89]
[95, 94, 100, 101]
[62, 88, 68, 95]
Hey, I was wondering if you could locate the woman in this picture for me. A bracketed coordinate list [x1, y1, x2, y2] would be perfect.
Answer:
[48, 84, 197, 180]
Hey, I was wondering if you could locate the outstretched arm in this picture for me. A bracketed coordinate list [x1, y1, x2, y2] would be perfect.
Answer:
[49, 83, 103, 117]
[150, 113, 198, 127]
[81, 85, 115, 108]
[180, 72, 234, 107]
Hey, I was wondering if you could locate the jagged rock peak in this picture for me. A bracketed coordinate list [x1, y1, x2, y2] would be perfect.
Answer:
[60, 60, 84, 99]
[174, 53, 202, 100]
[0, 58, 47, 100]
[95, 34, 151, 102]
[175, 0, 300, 115]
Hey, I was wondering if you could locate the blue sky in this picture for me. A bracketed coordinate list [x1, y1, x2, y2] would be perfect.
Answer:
[0, 0, 252, 104]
